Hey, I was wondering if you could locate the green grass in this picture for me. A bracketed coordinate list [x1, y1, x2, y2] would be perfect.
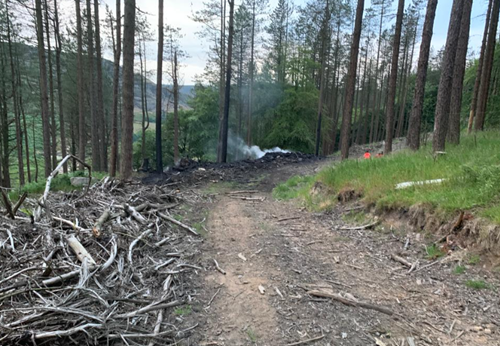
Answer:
[274, 132, 500, 224]
[468, 254, 481, 265]
[454, 265, 466, 275]
[174, 305, 192, 316]
[8, 171, 106, 201]
[246, 328, 258, 343]
[272, 175, 315, 201]
[465, 280, 490, 290]
[425, 244, 446, 260]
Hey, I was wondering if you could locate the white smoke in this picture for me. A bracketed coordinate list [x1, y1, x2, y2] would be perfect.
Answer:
[228, 133, 290, 160]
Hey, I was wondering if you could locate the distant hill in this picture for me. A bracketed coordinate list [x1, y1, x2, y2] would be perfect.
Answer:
[101, 59, 194, 113]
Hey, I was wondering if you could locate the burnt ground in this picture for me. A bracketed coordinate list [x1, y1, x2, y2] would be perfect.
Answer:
[157, 140, 500, 346]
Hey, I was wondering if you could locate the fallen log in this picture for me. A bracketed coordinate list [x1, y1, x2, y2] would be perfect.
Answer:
[308, 290, 393, 315]
[66, 235, 96, 266]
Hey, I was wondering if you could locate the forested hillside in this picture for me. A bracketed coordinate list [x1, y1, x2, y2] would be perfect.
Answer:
[0, 0, 499, 186]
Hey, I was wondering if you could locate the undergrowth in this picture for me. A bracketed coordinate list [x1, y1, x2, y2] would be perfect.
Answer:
[7, 171, 105, 201]
[274, 132, 500, 224]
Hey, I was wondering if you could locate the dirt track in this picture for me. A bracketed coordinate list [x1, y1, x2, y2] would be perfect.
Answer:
[177, 152, 500, 346]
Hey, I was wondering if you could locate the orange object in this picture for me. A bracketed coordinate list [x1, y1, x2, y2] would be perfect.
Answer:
[376, 152, 383, 158]
[363, 152, 371, 159]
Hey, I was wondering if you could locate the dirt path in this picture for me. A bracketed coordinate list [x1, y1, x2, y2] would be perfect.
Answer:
[184, 158, 500, 346]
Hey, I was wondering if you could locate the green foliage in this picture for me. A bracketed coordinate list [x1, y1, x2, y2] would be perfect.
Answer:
[174, 305, 192, 316]
[467, 254, 481, 265]
[273, 175, 314, 201]
[465, 280, 490, 290]
[425, 244, 445, 260]
[263, 88, 318, 152]
[453, 265, 466, 275]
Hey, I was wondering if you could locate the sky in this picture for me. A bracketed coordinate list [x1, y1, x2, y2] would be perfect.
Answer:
[100, 0, 491, 85]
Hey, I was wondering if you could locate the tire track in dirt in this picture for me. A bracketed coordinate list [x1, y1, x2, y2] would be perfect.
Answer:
[200, 196, 280, 345]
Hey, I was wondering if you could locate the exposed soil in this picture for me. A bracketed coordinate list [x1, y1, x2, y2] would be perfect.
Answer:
[173, 142, 500, 346]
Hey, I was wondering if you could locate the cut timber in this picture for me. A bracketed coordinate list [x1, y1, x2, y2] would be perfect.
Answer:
[66, 235, 96, 265]
[395, 179, 446, 190]
[308, 290, 393, 315]
[157, 212, 199, 236]
[93, 210, 111, 237]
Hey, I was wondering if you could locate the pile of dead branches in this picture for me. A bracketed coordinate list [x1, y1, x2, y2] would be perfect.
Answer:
[0, 159, 202, 345]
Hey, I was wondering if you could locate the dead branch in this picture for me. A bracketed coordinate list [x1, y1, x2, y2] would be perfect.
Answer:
[339, 220, 379, 231]
[66, 235, 96, 265]
[35, 155, 91, 221]
[128, 229, 153, 264]
[308, 290, 393, 315]
[390, 254, 413, 268]
[213, 258, 226, 275]
[157, 212, 199, 236]
[287, 335, 325, 346]
[1, 189, 14, 219]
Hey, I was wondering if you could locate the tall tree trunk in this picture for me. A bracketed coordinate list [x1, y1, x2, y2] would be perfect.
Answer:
[340, 0, 364, 160]
[361, 60, 373, 144]
[217, 0, 227, 159]
[6, 1, 25, 185]
[0, 47, 10, 187]
[468, 0, 492, 133]
[247, 0, 256, 146]
[94, 0, 107, 171]
[315, 0, 330, 156]
[44, 0, 58, 169]
[16, 52, 31, 181]
[448, 0, 473, 144]
[356, 38, 370, 145]
[53, 0, 67, 173]
[140, 45, 147, 167]
[369, 0, 386, 144]
[35, 0, 52, 177]
[75, 0, 85, 168]
[474, 0, 500, 131]
[173, 50, 180, 164]
[155, 0, 164, 172]
[120, 0, 136, 179]
[433, 0, 465, 152]
[329, 19, 341, 153]
[218, 0, 235, 163]
[86, 0, 100, 170]
[384, 0, 405, 154]
[110, 0, 121, 176]
[407, 0, 438, 150]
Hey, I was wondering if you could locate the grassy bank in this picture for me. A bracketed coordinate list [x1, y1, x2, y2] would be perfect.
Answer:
[274, 132, 500, 224]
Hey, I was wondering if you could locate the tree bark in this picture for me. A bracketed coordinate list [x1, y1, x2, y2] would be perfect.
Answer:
[315, 0, 330, 156]
[6, 0, 25, 185]
[35, 0, 52, 177]
[53, 0, 67, 173]
[448, 0, 473, 144]
[474, 0, 500, 131]
[218, 0, 235, 163]
[155, 0, 164, 172]
[407, 0, 438, 150]
[384, 0, 405, 154]
[94, 0, 107, 171]
[467, 0, 492, 133]
[43, 0, 58, 170]
[173, 50, 180, 164]
[110, 0, 121, 177]
[340, 0, 364, 160]
[247, 0, 256, 146]
[433, 0, 465, 152]
[75, 0, 86, 169]
[86, 0, 100, 171]
[120, 0, 136, 179]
